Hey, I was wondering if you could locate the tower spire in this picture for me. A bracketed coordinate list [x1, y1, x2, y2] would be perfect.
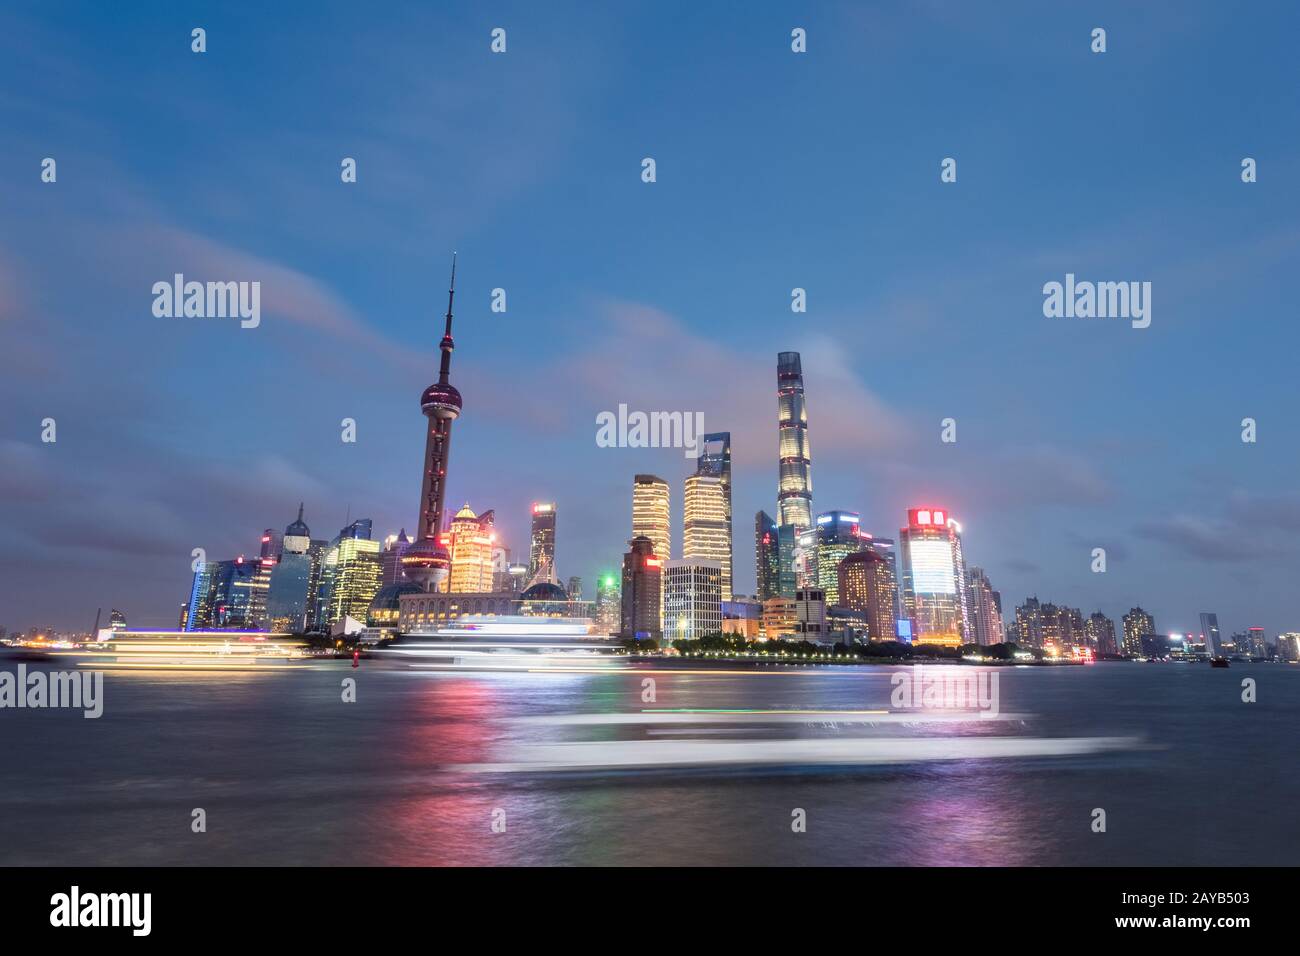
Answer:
[439, 252, 456, 383]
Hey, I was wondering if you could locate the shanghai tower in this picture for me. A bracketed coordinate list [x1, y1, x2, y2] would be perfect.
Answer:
[776, 351, 813, 530]
[402, 254, 463, 592]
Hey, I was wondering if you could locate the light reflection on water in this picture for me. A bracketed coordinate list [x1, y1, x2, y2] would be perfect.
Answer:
[1, 662, 1295, 865]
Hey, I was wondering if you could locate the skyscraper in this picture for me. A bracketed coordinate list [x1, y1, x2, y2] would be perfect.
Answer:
[776, 351, 813, 530]
[696, 433, 732, 598]
[683, 473, 731, 599]
[1122, 607, 1156, 657]
[620, 535, 663, 641]
[1199, 612, 1221, 656]
[663, 558, 723, 643]
[966, 566, 1005, 646]
[319, 532, 382, 630]
[777, 524, 798, 598]
[380, 529, 411, 586]
[267, 504, 314, 632]
[528, 502, 557, 579]
[755, 511, 780, 601]
[838, 547, 897, 641]
[899, 506, 968, 647]
[812, 510, 862, 605]
[1086, 611, 1118, 656]
[632, 475, 671, 563]
[595, 573, 621, 635]
[403, 255, 463, 593]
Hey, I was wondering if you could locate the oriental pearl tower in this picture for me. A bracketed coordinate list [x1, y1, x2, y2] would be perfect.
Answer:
[402, 254, 463, 592]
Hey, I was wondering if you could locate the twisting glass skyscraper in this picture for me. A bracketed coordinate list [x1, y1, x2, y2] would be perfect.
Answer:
[403, 255, 462, 592]
[776, 352, 812, 529]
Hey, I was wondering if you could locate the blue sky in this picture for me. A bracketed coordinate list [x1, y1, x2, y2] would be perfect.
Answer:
[2, 1, 1299, 637]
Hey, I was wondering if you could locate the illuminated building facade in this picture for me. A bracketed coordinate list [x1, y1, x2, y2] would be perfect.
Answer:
[447, 504, 496, 593]
[755, 511, 780, 601]
[966, 566, 1004, 646]
[777, 524, 798, 598]
[776, 351, 813, 530]
[209, 557, 258, 629]
[683, 473, 731, 599]
[595, 573, 621, 635]
[899, 507, 968, 647]
[185, 561, 216, 631]
[632, 475, 671, 564]
[1122, 607, 1155, 657]
[812, 510, 862, 605]
[1086, 611, 1118, 656]
[403, 255, 462, 593]
[528, 502, 557, 579]
[696, 433, 732, 597]
[838, 547, 897, 641]
[267, 504, 314, 632]
[1198, 612, 1221, 656]
[762, 596, 798, 640]
[663, 558, 723, 643]
[620, 535, 662, 640]
[319, 525, 382, 629]
[380, 529, 411, 586]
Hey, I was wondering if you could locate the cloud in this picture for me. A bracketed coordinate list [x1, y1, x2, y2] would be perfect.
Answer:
[553, 299, 911, 467]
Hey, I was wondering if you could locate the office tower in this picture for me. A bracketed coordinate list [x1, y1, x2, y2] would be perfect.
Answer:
[755, 511, 780, 601]
[177, 604, 189, 630]
[304, 538, 328, 631]
[620, 535, 663, 640]
[381, 529, 411, 586]
[267, 504, 314, 632]
[633, 475, 671, 564]
[248, 528, 279, 629]
[898, 507, 968, 646]
[812, 510, 862, 605]
[1198, 612, 1221, 656]
[404, 255, 463, 593]
[209, 557, 259, 629]
[447, 504, 495, 593]
[838, 548, 898, 641]
[109, 609, 127, 632]
[1278, 633, 1300, 662]
[1246, 626, 1266, 658]
[319, 534, 382, 629]
[1086, 611, 1118, 656]
[595, 573, 621, 635]
[1122, 607, 1156, 657]
[528, 502, 557, 579]
[777, 524, 798, 597]
[776, 351, 813, 529]
[663, 558, 723, 643]
[966, 567, 1004, 646]
[504, 563, 529, 594]
[683, 474, 731, 599]
[184, 561, 216, 631]
[696, 433, 732, 596]
[566, 576, 583, 601]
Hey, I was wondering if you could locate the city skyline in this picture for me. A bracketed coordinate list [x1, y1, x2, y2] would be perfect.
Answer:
[3, 3, 1300, 639]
